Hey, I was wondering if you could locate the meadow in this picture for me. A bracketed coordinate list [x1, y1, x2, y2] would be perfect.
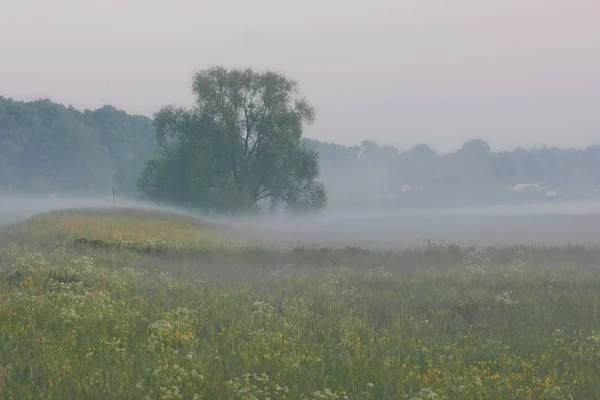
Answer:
[1, 209, 600, 399]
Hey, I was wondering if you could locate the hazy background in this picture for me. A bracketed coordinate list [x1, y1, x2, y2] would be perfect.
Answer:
[1, 0, 599, 153]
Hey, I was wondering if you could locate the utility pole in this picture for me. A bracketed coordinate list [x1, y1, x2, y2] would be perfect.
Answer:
[112, 186, 115, 207]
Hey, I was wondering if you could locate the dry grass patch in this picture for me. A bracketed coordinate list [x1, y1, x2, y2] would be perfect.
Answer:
[10, 208, 236, 250]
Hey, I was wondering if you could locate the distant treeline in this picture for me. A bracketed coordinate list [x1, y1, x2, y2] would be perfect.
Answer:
[0, 97, 157, 196]
[1, 96, 600, 209]
[304, 138, 600, 209]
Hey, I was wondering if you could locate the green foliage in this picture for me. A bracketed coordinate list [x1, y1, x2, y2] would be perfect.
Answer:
[0, 97, 157, 196]
[4, 80, 600, 211]
[137, 66, 327, 214]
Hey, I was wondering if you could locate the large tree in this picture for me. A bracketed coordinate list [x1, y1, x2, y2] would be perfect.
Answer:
[137, 66, 327, 213]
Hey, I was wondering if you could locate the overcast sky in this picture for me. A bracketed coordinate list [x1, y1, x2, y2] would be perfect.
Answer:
[1, 0, 598, 153]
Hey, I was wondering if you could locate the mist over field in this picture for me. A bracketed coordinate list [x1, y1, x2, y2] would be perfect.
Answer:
[4, 196, 600, 248]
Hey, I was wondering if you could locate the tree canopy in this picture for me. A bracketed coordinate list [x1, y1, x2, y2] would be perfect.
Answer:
[137, 66, 327, 213]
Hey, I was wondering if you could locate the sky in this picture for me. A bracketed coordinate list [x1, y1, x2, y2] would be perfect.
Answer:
[1, 0, 599, 153]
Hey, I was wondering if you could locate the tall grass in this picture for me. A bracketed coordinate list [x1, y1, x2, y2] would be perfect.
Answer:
[0, 210, 599, 399]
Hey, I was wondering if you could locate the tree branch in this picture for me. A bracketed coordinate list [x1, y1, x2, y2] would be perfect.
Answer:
[255, 190, 272, 202]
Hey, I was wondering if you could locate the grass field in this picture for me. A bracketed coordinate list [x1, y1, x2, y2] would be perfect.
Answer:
[1, 209, 600, 399]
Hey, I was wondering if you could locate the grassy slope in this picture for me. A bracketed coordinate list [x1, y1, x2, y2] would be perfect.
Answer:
[1, 209, 600, 399]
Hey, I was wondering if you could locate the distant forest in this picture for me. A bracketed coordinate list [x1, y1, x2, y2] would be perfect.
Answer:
[306, 139, 600, 209]
[1, 96, 600, 209]
[0, 96, 157, 197]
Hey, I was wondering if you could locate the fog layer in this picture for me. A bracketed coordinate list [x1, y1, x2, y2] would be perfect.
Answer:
[3, 197, 600, 249]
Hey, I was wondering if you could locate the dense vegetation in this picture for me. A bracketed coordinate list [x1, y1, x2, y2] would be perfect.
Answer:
[0, 97, 157, 197]
[1, 209, 600, 399]
[3, 65, 600, 212]
[137, 67, 326, 213]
